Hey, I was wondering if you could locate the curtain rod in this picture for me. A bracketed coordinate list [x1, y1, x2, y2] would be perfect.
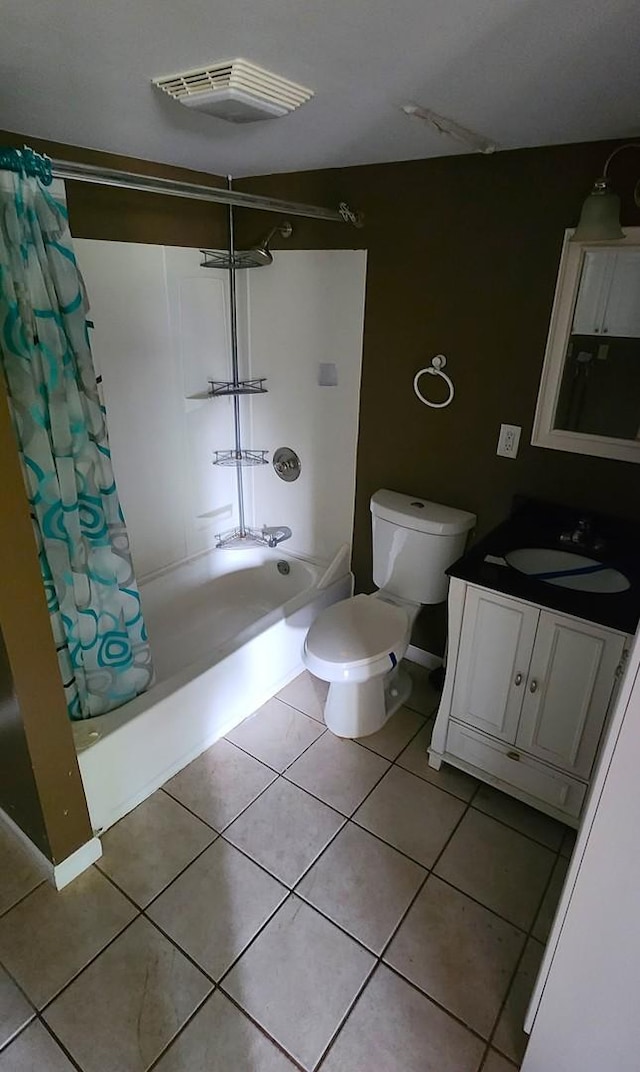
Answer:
[50, 158, 363, 226]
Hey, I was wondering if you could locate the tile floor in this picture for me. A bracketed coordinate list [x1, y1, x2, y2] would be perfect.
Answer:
[0, 662, 573, 1072]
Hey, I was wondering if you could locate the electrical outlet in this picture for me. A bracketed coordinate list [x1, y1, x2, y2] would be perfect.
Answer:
[497, 423, 521, 458]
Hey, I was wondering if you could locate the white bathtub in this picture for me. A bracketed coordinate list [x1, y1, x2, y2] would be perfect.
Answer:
[73, 547, 352, 834]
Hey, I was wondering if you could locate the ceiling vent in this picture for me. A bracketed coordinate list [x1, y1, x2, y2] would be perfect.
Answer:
[152, 59, 314, 123]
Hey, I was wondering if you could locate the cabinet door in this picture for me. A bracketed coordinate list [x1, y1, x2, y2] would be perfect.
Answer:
[603, 250, 640, 337]
[451, 588, 539, 742]
[572, 251, 616, 335]
[516, 611, 625, 779]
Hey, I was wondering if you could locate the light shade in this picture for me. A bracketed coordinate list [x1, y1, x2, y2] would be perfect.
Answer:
[572, 179, 624, 241]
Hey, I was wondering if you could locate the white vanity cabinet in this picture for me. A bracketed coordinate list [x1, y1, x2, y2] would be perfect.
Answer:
[429, 579, 630, 824]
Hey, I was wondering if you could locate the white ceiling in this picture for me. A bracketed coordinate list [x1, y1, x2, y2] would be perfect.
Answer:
[2, 0, 640, 178]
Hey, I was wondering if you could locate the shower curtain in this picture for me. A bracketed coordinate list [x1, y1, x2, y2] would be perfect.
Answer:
[0, 153, 154, 719]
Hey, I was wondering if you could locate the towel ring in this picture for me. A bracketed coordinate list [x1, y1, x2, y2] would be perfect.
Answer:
[413, 354, 455, 409]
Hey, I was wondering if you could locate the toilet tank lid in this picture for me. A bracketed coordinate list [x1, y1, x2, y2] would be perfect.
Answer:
[370, 489, 476, 536]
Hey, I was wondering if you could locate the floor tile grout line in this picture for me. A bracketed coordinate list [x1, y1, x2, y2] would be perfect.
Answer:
[311, 956, 379, 1071]
[290, 866, 425, 961]
[221, 807, 349, 894]
[376, 780, 478, 963]
[280, 759, 390, 821]
[0, 1014, 37, 1059]
[215, 889, 298, 989]
[227, 708, 330, 778]
[387, 725, 570, 854]
[0, 877, 48, 922]
[144, 986, 216, 1072]
[368, 720, 433, 762]
[275, 693, 327, 726]
[35, 910, 141, 1019]
[37, 1014, 86, 1072]
[467, 801, 568, 855]
[479, 827, 562, 1067]
[86, 868, 225, 991]
[204, 758, 549, 939]
[383, 960, 496, 1046]
[96, 830, 219, 915]
[0, 874, 145, 1034]
[413, 872, 531, 938]
[438, 768, 556, 1062]
[94, 848, 268, 981]
[0, 948, 40, 1029]
[315, 955, 494, 1072]
[214, 984, 309, 1072]
[483, 856, 559, 1067]
[315, 777, 490, 1070]
[354, 707, 431, 762]
[161, 766, 279, 839]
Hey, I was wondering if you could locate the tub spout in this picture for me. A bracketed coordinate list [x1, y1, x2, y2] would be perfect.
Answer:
[262, 525, 292, 548]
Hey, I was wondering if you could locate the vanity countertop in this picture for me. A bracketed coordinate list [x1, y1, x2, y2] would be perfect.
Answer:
[448, 497, 640, 635]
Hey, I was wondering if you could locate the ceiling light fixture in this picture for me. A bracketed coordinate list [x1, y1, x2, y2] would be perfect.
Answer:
[572, 142, 640, 242]
[402, 104, 497, 155]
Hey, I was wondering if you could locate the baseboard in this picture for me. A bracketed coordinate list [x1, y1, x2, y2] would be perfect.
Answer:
[0, 806, 102, 891]
[406, 644, 443, 670]
[52, 837, 103, 890]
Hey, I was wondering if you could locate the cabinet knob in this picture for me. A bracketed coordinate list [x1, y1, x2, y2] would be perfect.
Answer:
[507, 750, 521, 761]
[529, 679, 538, 693]
[514, 672, 523, 687]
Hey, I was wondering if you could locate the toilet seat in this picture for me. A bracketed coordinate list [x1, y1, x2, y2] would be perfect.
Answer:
[304, 594, 410, 683]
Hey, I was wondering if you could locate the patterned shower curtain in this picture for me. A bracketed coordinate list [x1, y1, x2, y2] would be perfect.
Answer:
[0, 154, 154, 719]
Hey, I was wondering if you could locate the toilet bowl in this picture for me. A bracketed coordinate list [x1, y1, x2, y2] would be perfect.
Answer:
[304, 592, 418, 737]
[303, 489, 476, 738]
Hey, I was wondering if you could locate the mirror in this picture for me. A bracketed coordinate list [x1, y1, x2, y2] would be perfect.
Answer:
[532, 228, 640, 463]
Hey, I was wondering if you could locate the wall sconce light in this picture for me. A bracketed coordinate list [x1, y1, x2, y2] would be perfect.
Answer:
[572, 142, 640, 242]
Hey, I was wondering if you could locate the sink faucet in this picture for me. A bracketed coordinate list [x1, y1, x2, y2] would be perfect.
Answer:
[560, 517, 591, 547]
[560, 517, 605, 553]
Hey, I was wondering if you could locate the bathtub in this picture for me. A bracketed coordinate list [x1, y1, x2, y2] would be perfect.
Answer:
[73, 546, 352, 834]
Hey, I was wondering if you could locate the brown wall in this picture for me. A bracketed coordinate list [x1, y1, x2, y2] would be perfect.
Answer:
[238, 141, 640, 652]
[2, 131, 639, 664]
[0, 378, 93, 863]
[0, 627, 49, 855]
[0, 131, 228, 248]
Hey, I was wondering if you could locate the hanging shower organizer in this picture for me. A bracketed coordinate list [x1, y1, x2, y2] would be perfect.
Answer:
[203, 178, 291, 550]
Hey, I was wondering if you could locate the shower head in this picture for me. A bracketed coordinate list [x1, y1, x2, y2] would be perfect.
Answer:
[249, 220, 293, 266]
[201, 220, 293, 270]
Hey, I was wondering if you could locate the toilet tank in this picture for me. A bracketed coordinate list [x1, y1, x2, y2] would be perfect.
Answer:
[370, 490, 476, 605]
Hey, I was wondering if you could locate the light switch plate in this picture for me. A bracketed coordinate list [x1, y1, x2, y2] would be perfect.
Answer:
[497, 423, 521, 458]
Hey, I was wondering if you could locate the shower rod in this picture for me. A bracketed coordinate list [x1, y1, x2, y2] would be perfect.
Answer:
[50, 158, 363, 226]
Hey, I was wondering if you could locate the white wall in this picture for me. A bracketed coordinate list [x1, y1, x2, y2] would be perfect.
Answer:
[247, 250, 367, 563]
[74, 240, 366, 577]
[522, 631, 640, 1071]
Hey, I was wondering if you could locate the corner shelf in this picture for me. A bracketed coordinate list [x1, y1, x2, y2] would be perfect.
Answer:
[208, 378, 268, 397]
[213, 450, 269, 468]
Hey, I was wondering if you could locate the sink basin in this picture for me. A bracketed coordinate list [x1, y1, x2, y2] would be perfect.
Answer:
[505, 548, 630, 594]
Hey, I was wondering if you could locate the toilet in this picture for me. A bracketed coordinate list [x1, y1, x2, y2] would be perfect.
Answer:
[303, 489, 476, 738]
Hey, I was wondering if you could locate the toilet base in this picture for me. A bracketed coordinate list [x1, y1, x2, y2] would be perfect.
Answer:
[324, 665, 412, 738]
